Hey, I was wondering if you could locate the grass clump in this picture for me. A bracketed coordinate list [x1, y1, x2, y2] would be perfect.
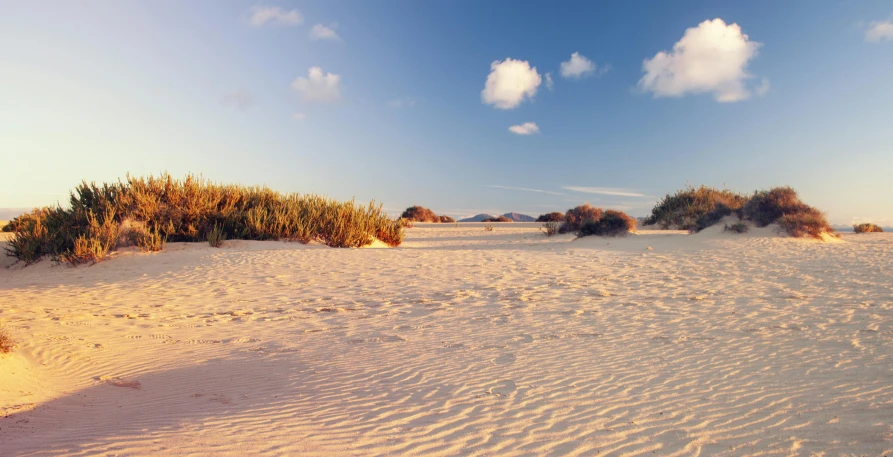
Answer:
[577, 210, 637, 237]
[0, 328, 13, 354]
[482, 215, 512, 223]
[207, 225, 226, 247]
[645, 185, 747, 231]
[535, 212, 564, 222]
[541, 221, 560, 237]
[5, 174, 404, 265]
[724, 222, 749, 234]
[854, 223, 883, 233]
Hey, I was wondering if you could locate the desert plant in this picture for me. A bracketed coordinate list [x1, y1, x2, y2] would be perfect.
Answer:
[740, 187, 835, 239]
[645, 185, 747, 230]
[0, 328, 12, 354]
[484, 224, 494, 232]
[560, 204, 603, 234]
[541, 221, 560, 237]
[577, 210, 637, 237]
[723, 222, 749, 234]
[535, 212, 564, 222]
[438, 215, 456, 223]
[401, 206, 439, 223]
[776, 208, 837, 239]
[482, 215, 512, 222]
[854, 223, 883, 233]
[207, 225, 226, 247]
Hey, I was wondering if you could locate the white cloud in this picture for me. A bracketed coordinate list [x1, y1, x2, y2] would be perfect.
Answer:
[865, 20, 893, 42]
[487, 185, 564, 196]
[638, 18, 763, 102]
[508, 122, 540, 135]
[249, 6, 303, 27]
[545, 72, 554, 90]
[560, 52, 596, 78]
[756, 77, 770, 96]
[481, 58, 542, 109]
[292, 113, 306, 120]
[387, 97, 416, 108]
[563, 186, 646, 197]
[310, 23, 341, 41]
[220, 89, 254, 110]
[291, 67, 342, 102]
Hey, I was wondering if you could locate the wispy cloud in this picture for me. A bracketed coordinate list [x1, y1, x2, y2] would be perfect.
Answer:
[508, 122, 540, 135]
[488, 185, 564, 196]
[563, 186, 646, 197]
[865, 20, 893, 42]
[248, 6, 303, 27]
[309, 23, 342, 41]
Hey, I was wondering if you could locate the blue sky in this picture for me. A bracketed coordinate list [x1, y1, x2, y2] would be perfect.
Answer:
[1, 1, 891, 224]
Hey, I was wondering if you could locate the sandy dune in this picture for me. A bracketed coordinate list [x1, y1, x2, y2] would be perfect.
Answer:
[1, 225, 892, 456]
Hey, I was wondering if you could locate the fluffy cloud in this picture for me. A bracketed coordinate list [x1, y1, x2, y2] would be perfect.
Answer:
[563, 186, 646, 197]
[560, 52, 596, 78]
[220, 89, 254, 110]
[291, 67, 342, 102]
[638, 18, 763, 102]
[481, 58, 542, 109]
[508, 122, 540, 135]
[387, 97, 416, 108]
[545, 72, 554, 90]
[310, 24, 341, 41]
[249, 6, 303, 26]
[865, 20, 893, 42]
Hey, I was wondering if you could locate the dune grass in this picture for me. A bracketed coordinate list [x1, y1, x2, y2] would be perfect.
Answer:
[854, 223, 883, 233]
[4, 174, 404, 265]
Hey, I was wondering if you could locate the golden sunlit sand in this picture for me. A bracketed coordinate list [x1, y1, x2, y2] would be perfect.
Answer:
[2, 224, 891, 456]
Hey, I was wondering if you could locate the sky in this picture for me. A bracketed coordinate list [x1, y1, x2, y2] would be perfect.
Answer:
[1, 0, 892, 225]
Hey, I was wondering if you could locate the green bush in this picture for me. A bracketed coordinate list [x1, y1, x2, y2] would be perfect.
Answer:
[577, 210, 637, 237]
[645, 185, 747, 230]
[4, 174, 404, 265]
[854, 223, 883, 233]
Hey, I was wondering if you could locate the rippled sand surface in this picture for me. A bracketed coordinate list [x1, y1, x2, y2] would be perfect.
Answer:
[1, 224, 892, 456]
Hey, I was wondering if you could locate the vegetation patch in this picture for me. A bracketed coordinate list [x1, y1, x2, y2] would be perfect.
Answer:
[559, 204, 603, 234]
[400, 206, 454, 223]
[576, 210, 637, 238]
[0, 328, 12, 354]
[645, 185, 747, 231]
[853, 223, 883, 233]
[541, 221, 560, 237]
[535, 212, 564, 222]
[482, 215, 512, 223]
[4, 174, 404, 265]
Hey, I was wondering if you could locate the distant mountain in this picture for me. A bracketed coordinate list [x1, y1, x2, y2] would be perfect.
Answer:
[459, 214, 496, 222]
[502, 212, 535, 222]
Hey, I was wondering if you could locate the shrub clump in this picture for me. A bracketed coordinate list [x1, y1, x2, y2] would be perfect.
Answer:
[742, 187, 835, 239]
[438, 215, 456, 223]
[645, 185, 747, 231]
[207, 225, 226, 247]
[5, 174, 404, 265]
[541, 221, 560, 237]
[0, 328, 12, 354]
[854, 223, 883, 233]
[482, 215, 512, 222]
[400, 206, 454, 224]
[559, 204, 603, 234]
[577, 210, 637, 237]
[535, 212, 564, 222]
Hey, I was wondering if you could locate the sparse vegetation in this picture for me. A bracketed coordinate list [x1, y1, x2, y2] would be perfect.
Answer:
[559, 204, 603, 234]
[4, 174, 404, 265]
[484, 224, 494, 232]
[400, 206, 454, 224]
[724, 222, 749, 234]
[1, 220, 16, 232]
[535, 212, 564, 222]
[742, 187, 835, 239]
[541, 221, 560, 237]
[482, 215, 512, 222]
[0, 328, 12, 354]
[207, 225, 226, 247]
[854, 223, 883, 233]
[439, 215, 456, 223]
[645, 185, 747, 231]
[576, 210, 637, 237]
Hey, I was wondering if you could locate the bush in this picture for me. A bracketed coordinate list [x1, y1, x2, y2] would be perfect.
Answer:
[741, 187, 835, 239]
[484, 224, 494, 232]
[577, 210, 637, 237]
[401, 206, 439, 222]
[854, 223, 883, 233]
[560, 204, 603, 234]
[541, 221, 560, 237]
[438, 215, 456, 223]
[207, 225, 226, 247]
[724, 222, 749, 234]
[776, 208, 836, 239]
[482, 215, 512, 222]
[645, 185, 747, 230]
[1, 220, 15, 232]
[0, 328, 13, 354]
[535, 212, 564, 222]
[4, 174, 404, 265]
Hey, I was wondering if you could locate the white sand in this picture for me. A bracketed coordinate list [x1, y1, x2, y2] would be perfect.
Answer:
[1, 225, 892, 456]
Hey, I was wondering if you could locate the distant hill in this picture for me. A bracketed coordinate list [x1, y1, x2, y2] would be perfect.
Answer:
[503, 212, 535, 222]
[459, 214, 495, 222]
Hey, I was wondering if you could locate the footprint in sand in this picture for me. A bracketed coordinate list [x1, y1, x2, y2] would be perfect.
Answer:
[492, 353, 516, 365]
[488, 380, 517, 396]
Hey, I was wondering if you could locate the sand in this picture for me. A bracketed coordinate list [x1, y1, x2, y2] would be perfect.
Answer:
[1, 224, 892, 456]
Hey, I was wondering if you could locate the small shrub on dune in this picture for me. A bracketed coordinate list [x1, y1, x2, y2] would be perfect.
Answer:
[560, 204, 603, 234]
[535, 212, 564, 222]
[2, 220, 15, 232]
[207, 225, 226, 248]
[0, 328, 12, 354]
[724, 222, 749, 234]
[577, 210, 637, 237]
[743, 187, 835, 239]
[438, 215, 456, 223]
[482, 215, 513, 222]
[484, 224, 494, 232]
[541, 221, 560, 237]
[645, 185, 747, 230]
[777, 209, 837, 239]
[401, 206, 439, 223]
[854, 223, 883, 233]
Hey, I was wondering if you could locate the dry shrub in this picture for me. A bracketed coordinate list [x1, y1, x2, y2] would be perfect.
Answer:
[560, 204, 603, 234]
[646, 185, 747, 230]
[854, 223, 883, 233]
[438, 215, 456, 223]
[482, 215, 512, 222]
[743, 187, 835, 239]
[0, 328, 13, 354]
[577, 210, 637, 237]
[535, 212, 564, 222]
[207, 225, 226, 247]
[484, 224, 494, 232]
[776, 209, 837, 239]
[724, 222, 749, 234]
[401, 206, 439, 222]
[541, 221, 560, 237]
